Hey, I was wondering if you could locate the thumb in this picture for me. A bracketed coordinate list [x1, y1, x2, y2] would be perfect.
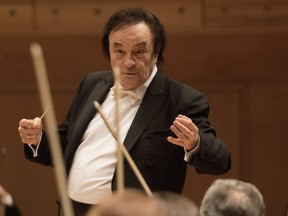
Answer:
[33, 117, 42, 129]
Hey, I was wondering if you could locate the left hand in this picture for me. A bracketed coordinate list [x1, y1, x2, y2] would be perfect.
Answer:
[167, 114, 199, 151]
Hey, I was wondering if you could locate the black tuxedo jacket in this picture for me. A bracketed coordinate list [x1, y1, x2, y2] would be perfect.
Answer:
[25, 69, 231, 193]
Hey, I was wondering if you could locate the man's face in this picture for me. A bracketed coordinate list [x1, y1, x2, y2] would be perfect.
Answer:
[109, 22, 157, 90]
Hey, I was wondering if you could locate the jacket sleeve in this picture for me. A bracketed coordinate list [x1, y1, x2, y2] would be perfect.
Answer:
[184, 91, 231, 174]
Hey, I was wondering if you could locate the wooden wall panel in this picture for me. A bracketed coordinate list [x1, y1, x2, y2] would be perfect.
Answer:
[0, 35, 107, 88]
[35, 1, 201, 34]
[0, 88, 76, 216]
[1, 1, 288, 35]
[204, 1, 288, 28]
[163, 30, 288, 84]
[0, 91, 57, 216]
[0, 0, 202, 35]
[250, 84, 288, 215]
[0, 3, 33, 33]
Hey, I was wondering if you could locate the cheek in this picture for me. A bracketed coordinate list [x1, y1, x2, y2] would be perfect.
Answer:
[135, 69, 150, 87]
[140, 70, 150, 80]
[140, 59, 154, 78]
[110, 56, 122, 69]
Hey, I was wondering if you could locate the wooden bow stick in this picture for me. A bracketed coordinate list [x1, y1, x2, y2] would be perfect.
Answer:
[30, 42, 74, 216]
[94, 101, 153, 197]
[113, 66, 124, 194]
[40, 106, 50, 119]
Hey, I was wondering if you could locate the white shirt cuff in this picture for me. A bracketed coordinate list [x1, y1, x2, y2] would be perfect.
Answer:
[184, 137, 200, 162]
[27, 132, 42, 157]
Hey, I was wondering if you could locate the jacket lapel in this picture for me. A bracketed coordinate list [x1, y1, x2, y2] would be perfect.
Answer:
[123, 70, 168, 151]
[69, 74, 114, 149]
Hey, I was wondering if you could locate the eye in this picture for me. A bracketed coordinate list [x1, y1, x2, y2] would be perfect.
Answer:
[134, 49, 145, 58]
[114, 49, 125, 57]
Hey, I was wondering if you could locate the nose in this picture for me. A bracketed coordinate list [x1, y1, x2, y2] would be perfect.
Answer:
[124, 54, 135, 68]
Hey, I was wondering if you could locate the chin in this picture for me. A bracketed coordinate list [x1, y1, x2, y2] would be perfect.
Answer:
[121, 82, 139, 90]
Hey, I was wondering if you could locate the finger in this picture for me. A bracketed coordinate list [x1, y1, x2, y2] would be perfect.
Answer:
[177, 114, 191, 121]
[176, 115, 198, 133]
[19, 133, 32, 141]
[170, 125, 184, 141]
[172, 121, 192, 139]
[33, 117, 42, 129]
[167, 136, 182, 146]
[18, 126, 41, 136]
[20, 133, 40, 145]
[176, 115, 192, 128]
[19, 118, 36, 129]
[21, 138, 37, 145]
[19, 117, 42, 128]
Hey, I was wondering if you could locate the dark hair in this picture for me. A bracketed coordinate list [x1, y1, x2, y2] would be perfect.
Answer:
[101, 7, 166, 65]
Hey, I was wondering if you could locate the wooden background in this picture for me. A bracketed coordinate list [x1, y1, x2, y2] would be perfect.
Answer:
[0, 0, 287, 215]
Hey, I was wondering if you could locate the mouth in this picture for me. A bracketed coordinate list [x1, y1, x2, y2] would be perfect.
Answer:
[122, 71, 137, 76]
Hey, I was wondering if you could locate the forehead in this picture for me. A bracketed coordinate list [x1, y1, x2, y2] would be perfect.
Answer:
[109, 22, 153, 46]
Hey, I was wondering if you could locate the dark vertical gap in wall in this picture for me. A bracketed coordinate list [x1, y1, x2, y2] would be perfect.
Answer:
[200, 0, 207, 28]
[239, 83, 251, 181]
[31, 0, 37, 32]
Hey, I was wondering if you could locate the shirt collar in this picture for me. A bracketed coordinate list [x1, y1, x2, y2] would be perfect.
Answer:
[135, 65, 157, 100]
[112, 65, 158, 101]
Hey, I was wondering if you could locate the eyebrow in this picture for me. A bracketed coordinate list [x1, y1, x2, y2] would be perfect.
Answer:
[112, 41, 147, 48]
[112, 42, 122, 47]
